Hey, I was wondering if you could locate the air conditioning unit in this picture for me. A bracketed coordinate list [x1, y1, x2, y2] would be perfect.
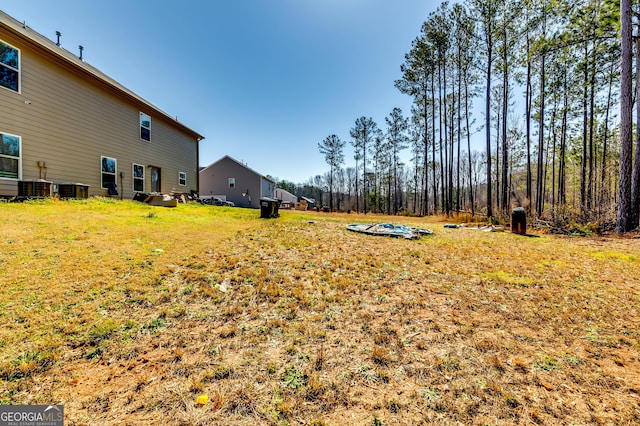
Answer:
[18, 180, 52, 197]
[58, 183, 89, 199]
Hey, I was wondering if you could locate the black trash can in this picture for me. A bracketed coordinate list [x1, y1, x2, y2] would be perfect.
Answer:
[260, 197, 280, 218]
[511, 207, 526, 235]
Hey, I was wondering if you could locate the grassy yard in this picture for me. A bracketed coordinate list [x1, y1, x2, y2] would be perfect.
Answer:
[0, 198, 638, 425]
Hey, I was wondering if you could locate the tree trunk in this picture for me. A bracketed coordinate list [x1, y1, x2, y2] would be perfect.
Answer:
[465, 73, 474, 216]
[394, 145, 399, 214]
[354, 157, 359, 213]
[581, 43, 588, 217]
[587, 45, 597, 214]
[431, 72, 438, 214]
[387, 170, 392, 214]
[551, 97, 558, 215]
[485, 32, 493, 219]
[457, 48, 462, 213]
[439, 62, 446, 215]
[559, 71, 568, 206]
[535, 44, 546, 217]
[601, 58, 614, 219]
[443, 53, 451, 216]
[363, 129, 368, 215]
[423, 77, 430, 216]
[495, 103, 501, 213]
[631, 36, 640, 227]
[525, 6, 532, 215]
[617, 0, 634, 232]
[450, 96, 455, 214]
[501, 25, 509, 215]
[329, 166, 333, 211]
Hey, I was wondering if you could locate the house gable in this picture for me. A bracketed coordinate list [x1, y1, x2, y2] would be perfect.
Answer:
[274, 188, 297, 203]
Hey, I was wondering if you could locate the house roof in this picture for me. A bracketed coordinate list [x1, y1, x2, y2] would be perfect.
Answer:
[200, 155, 275, 183]
[0, 10, 204, 141]
[273, 187, 296, 199]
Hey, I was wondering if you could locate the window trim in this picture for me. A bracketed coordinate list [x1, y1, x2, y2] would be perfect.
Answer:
[0, 131, 21, 180]
[133, 163, 145, 192]
[178, 171, 186, 186]
[0, 39, 20, 93]
[228, 177, 235, 188]
[140, 112, 151, 142]
[100, 156, 117, 189]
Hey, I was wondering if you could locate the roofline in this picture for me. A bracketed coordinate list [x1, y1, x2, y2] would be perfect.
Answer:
[0, 10, 205, 142]
[200, 155, 275, 183]
[273, 187, 296, 198]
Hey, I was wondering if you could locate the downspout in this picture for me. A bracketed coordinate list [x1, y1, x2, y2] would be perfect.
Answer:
[196, 137, 203, 196]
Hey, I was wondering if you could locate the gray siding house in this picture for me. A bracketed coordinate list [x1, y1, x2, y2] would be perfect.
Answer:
[199, 155, 275, 208]
[0, 10, 204, 199]
[273, 187, 297, 208]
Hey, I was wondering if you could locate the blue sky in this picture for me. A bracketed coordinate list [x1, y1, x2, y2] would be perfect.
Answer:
[3, 1, 435, 184]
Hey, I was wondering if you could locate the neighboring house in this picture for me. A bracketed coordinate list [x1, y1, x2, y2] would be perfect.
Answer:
[295, 196, 316, 211]
[0, 11, 204, 199]
[300, 196, 316, 210]
[273, 187, 297, 209]
[199, 155, 275, 208]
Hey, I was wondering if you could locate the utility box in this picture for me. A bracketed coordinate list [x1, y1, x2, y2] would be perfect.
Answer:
[18, 180, 52, 198]
[58, 183, 89, 199]
[511, 207, 526, 235]
[260, 197, 280, 218]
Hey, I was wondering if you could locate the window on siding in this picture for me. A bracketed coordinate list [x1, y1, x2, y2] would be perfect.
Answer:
[178, 171, 186, 186]
[228, 178, 235, 188]
[133, 163, 145, 192]
[140, 112, 151, 141]
[0, 40, 19, 92]
[0, 132, 20, 179]
[101, 156, 117, 189]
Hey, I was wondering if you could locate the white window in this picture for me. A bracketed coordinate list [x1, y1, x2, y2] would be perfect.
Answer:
[140, 112, 151, 141]
[101, 156, 117, 189]
[0, 40, 19, 93]
[178, 171, 186, 186]
[0, 132, 21, 179]
[133, 163, 145, 192]
[228, 177, 235, 188]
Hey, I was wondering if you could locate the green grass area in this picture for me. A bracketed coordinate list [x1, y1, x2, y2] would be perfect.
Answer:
[0, 198, 638, 424]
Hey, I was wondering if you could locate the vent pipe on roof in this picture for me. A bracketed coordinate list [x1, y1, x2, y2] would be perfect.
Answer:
[55, 31, 61, 46]
[79, 45, 84, 61]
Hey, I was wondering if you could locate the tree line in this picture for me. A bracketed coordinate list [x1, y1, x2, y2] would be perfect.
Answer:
[295, 0, 639, 231]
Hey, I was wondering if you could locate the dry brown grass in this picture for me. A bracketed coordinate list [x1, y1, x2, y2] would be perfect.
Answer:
[1, 198, 639, 425]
